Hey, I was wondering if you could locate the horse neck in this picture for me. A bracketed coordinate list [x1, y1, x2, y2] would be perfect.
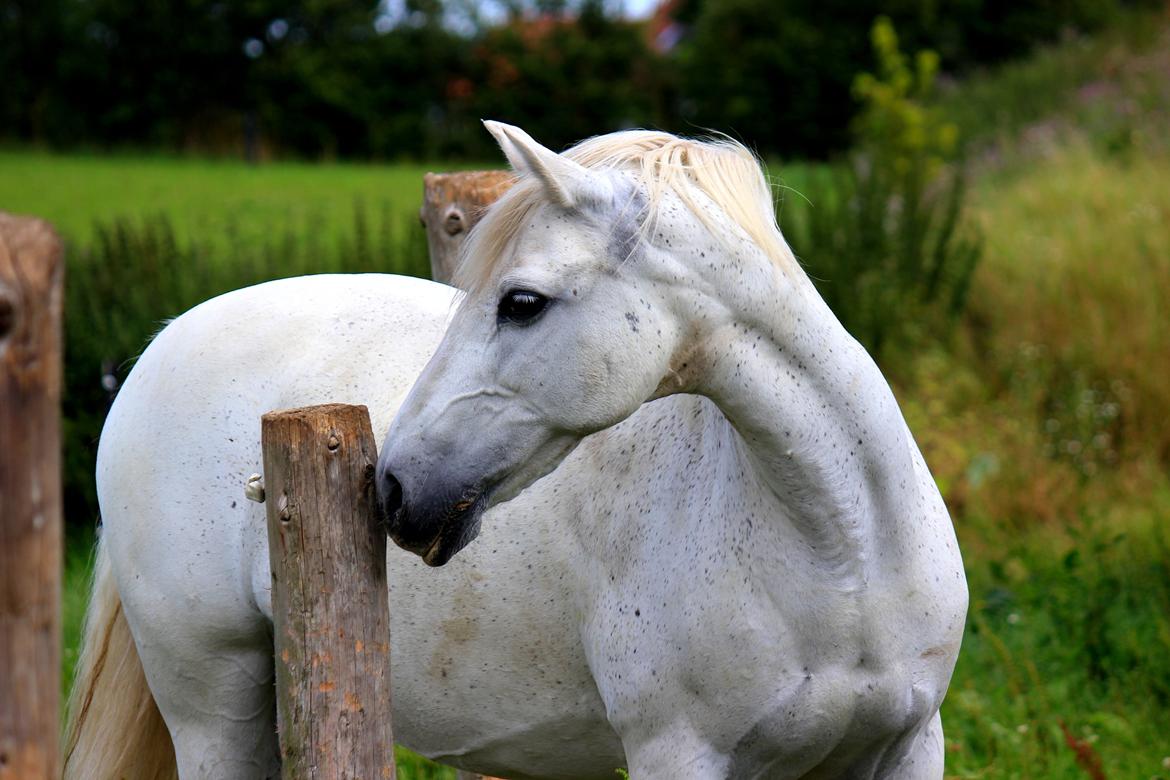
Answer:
[657, 213, 919, 584]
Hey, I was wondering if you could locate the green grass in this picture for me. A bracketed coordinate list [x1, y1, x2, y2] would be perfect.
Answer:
[942, 492, 1170, 779]
[62, 527, 97, 699]
[966, 144, 1170, 475]
[904, 142, 1170, 778]
[1, 148, 824, 254]
[1, 150, 485, 252]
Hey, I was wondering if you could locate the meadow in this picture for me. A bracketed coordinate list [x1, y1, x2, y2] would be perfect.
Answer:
[10, 13, 1170, 778]
[3, 150, 465, 252]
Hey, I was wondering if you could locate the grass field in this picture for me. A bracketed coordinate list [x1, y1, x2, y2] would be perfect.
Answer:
[4, 150, 474, 253]
[942, 492, 1170, 780]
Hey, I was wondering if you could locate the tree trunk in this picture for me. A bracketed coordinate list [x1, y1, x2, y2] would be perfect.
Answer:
[0, 213, 64, 780]
[262, 403, 395, 780]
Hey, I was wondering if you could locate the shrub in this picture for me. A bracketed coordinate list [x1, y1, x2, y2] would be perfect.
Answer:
[783, 17, 981, 360]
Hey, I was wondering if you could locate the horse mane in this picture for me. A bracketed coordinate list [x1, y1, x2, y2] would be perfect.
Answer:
[453, 130, 799, 294]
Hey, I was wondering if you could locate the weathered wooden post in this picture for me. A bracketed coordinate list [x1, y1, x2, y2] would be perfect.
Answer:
[0, 213, 64, 780]
[420, 170, 514, 284]
[262, 403, 396, 779]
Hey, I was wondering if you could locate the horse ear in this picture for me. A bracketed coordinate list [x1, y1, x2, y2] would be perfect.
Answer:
[482, 120, 610, 209]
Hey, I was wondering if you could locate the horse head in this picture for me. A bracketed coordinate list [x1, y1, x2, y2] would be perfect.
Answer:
[377, 120, 790, 565]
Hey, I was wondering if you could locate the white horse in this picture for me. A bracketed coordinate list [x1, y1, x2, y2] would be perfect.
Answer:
[65, 122, 966, 779]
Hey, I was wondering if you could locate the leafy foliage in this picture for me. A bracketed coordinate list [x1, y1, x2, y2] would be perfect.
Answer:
[785, 17, 981, 358]
[851, 19, 958, 175]
[2, 0, 1158, 159]
[673, 0, 860, 158]
[465, 2, 664, 153]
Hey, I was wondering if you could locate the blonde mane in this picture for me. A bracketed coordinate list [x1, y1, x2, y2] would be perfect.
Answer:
[453, 130, 799, 294]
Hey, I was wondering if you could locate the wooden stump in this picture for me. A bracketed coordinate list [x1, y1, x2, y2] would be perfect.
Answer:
[262, 404, 396, 780]
[0, 213, 64, 780]
[421, 170, 514, 284]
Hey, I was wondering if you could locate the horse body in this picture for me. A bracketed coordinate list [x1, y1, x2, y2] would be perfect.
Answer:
[71, 123, 966, 780]
[92, 274, 626, 777]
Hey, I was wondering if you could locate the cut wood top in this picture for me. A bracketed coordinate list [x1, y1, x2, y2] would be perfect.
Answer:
[421, 170, 514, 285]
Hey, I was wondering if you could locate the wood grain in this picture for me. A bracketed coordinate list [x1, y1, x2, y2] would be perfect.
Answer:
[0, 213, 64, 780]
[262, 403, 396, 779]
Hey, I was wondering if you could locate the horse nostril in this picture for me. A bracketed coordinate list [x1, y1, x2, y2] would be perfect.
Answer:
[378, 471, 404, 527]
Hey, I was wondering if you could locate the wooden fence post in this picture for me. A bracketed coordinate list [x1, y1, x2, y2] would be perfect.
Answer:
[421, 171, 514, 285]
[262, 403, 396, 779]
[0, 213, 64, 780]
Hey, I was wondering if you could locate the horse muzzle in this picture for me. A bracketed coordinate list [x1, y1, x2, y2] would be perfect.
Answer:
[377, 467, 487, 566]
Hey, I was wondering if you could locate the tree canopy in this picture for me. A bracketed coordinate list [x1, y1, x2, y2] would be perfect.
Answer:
[0, 0, 1154, 159]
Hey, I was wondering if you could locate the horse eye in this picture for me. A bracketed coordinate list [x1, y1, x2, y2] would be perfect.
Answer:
[498, 290, 550, 325]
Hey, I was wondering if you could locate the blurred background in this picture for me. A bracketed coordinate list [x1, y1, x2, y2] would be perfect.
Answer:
[2, 0, 1168, 777]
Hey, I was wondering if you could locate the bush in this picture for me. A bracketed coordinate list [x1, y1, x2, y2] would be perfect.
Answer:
[62, 204, 428, 527]
[785, 17, 981, 359]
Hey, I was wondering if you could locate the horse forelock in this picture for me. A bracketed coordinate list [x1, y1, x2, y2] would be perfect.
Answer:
[452, 130, 800, 296]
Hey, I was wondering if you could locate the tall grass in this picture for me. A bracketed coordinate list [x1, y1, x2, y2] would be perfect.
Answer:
[970, 144, 1170, 470]
[784, 161, 981, 359]
[876, 54, 1170, 763]
[0, 150, 468, 251]
[865, 12, 1170, 774]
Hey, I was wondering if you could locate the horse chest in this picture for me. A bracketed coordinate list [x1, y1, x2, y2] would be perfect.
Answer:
[562, 406, 936, 774]
[578, 556, 928, 777]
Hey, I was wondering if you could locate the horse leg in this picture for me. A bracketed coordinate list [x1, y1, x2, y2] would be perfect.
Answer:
[137, 631, 280, 779]
[621, 719, 729, 779]
[115, 568, 280, 780]
[881, 711, 945, 780]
